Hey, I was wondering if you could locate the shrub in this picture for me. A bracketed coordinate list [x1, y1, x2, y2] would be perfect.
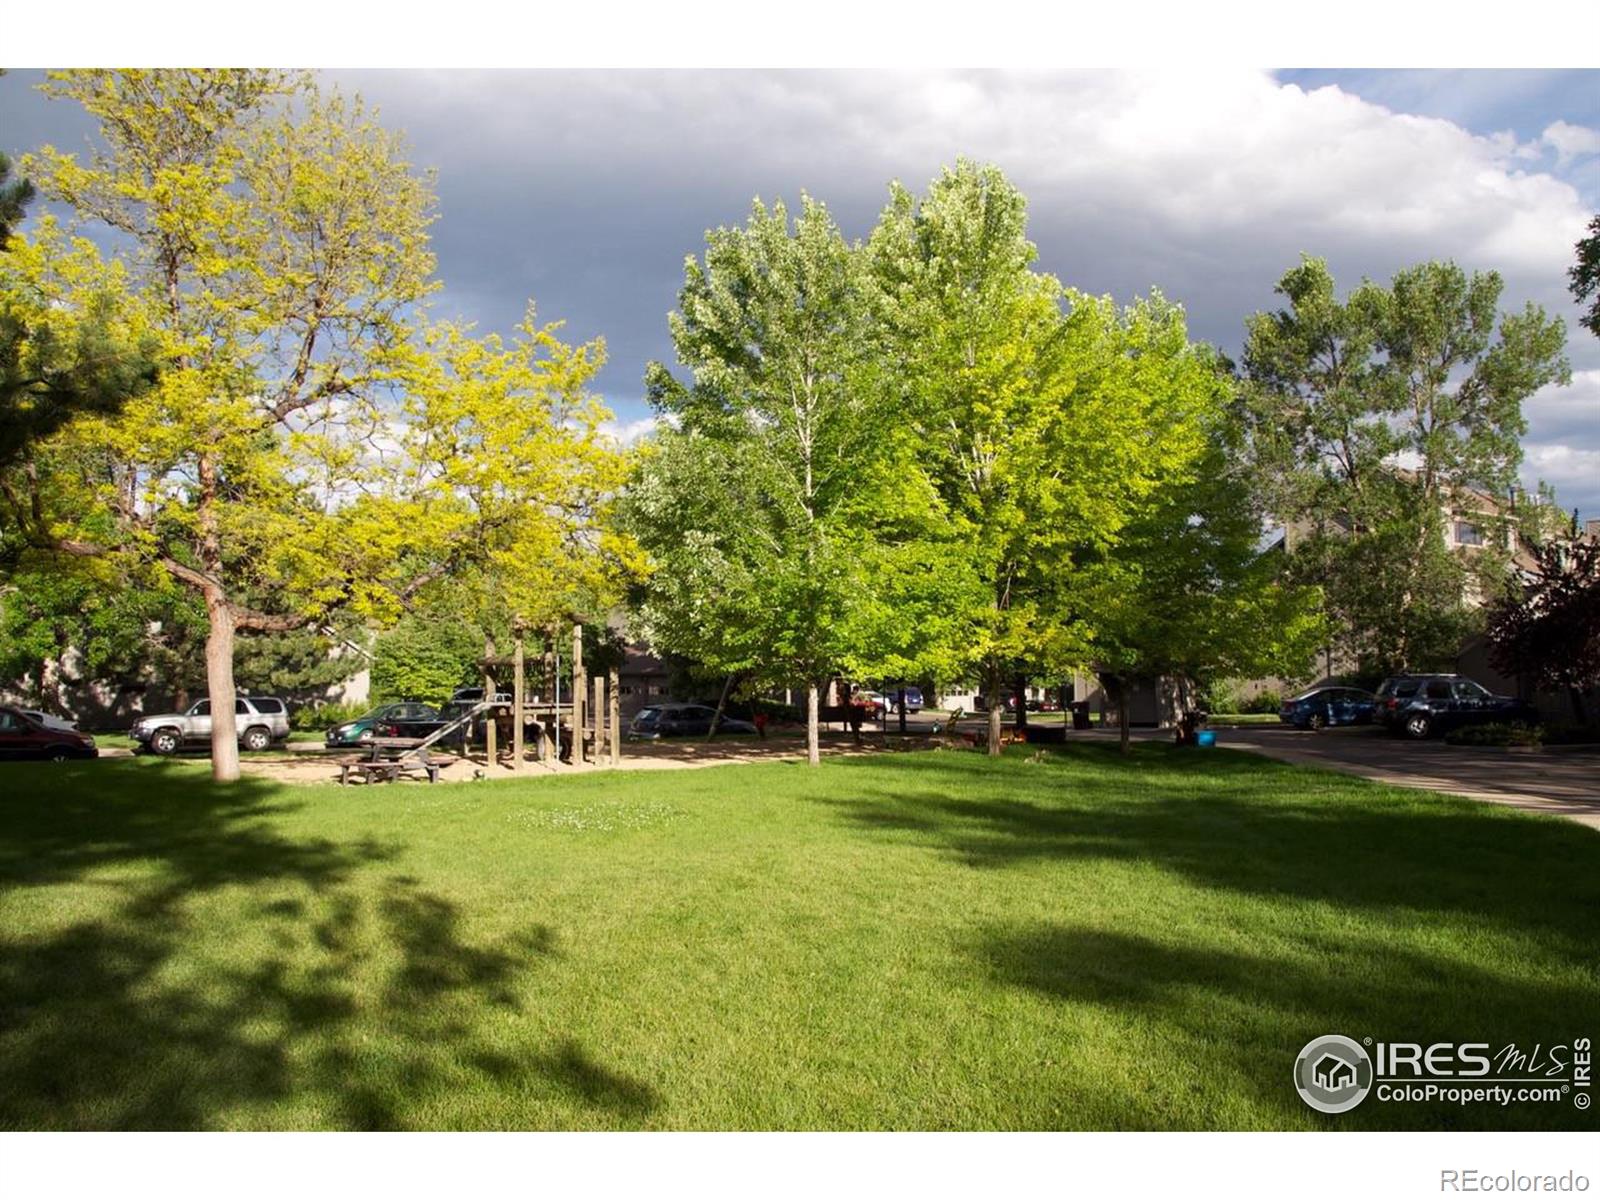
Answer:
[370, 617, 481, 707]
[1240, 688, 1283, 715]
[1443, 721, 1543, 748]
[1539, 721, 1600, 746]
[1196, 678, 1242, 714]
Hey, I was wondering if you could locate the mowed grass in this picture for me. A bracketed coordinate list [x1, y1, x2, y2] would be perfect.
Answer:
[1, 744, 1595, 1131]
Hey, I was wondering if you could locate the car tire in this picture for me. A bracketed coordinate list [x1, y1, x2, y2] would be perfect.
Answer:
[150, 728, 181, 756]
[1307, 712, 1326, 731]
[1404, 713, 1432, 740]
[47, 746, 73, 762]
[241, 726, 272, 753]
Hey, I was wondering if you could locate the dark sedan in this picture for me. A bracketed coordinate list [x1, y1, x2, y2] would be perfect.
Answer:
[1279, 687, 1377, 731]
[325, 702, 441, 747]
[627, 704, 758, 739]
[0, 706, 99, 760]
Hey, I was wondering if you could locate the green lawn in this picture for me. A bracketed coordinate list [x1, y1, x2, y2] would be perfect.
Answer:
[1, 744, 1595, 1131]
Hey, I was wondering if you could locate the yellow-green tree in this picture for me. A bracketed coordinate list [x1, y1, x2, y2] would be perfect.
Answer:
[10, 70, 437, 780]
[867, 162, 1220, 754]
[366, 309, 637, 641]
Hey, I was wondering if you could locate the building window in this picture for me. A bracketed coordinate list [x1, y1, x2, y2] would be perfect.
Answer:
[1455, 520, 1484, 546]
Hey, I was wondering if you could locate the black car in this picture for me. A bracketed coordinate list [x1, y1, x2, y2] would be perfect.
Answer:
[627, 704, 758, 739]
[1278, 687, 1377, 730]
[1375, 674, 1537, 739]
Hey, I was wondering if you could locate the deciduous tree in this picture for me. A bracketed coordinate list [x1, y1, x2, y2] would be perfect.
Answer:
[1570, 214, 1600, 340]
[867, 162, 1219, 753]
[625, 196, 893, 765]
[1242, 256, 1569, 675]
[9, 70, 437, 780]
[1487, 538, 1600, 724]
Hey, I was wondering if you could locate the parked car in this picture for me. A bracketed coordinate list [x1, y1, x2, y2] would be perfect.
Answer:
[891, 686, 924, 714]
[1374, 674, 1537, 739]
[130, 696, 291, 755]
[19, 708, 79, 733]
[1279, 687, 1377, 730]
[627, 704, 758, 739]
[325, 702, 441, 748]
[852, 691, 889, 720]
[0, 706, 98, 760]
[973, 694, 1016, 713]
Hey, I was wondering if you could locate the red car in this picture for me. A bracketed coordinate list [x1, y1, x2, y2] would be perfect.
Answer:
[0, 706, 99, 761]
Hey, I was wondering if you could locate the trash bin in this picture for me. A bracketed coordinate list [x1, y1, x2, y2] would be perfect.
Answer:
[1071, 701, 1091, 731]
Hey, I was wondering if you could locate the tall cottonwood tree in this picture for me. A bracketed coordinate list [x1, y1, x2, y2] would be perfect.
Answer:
[625, 196, 895, 765]
[867, 162, 1220, 754]
[12, 70, 437, 780]
[1243, 256, 1569, 674]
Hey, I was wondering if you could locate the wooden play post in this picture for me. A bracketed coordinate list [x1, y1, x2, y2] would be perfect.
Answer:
[592, 675, 604, 765]
[608, 664, 621, 766]
[539, 626, 556, 763]
[511, 630, 525, 771]
[571, 623, 586, 764]
[483, 635, 497, 767]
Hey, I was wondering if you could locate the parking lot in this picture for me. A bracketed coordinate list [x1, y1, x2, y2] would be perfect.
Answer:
[1213, 725, 1600, 829]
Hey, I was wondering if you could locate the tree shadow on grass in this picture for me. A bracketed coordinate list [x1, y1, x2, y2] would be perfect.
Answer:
[0, 761, 659, 1129]
[819, 744, 1600, 953]
[979, 923, 1599, 1130]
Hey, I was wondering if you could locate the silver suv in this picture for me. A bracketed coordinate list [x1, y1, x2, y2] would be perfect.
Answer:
[131, 696, 291, 755]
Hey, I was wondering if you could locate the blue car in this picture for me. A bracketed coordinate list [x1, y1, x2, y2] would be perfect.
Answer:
[1279, 687, 1377, 730]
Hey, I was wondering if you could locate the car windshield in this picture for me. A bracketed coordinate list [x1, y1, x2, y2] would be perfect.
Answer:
[1454, 680, 1490, 699]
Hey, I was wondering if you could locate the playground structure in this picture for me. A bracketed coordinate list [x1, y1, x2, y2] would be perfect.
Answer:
[477, 620, 622, 772]
[336, 621, 622, 784]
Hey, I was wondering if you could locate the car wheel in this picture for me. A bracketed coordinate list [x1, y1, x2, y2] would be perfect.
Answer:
[48, 747, 73, 762]
[1308, 712, 1326, 731]
[242, 726, 272, 753]
[150, 728, 181, 756]
[1404, 713, 1432, 740]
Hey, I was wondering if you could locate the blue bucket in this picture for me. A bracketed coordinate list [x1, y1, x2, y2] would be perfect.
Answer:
[1196, 730, 1216, 748]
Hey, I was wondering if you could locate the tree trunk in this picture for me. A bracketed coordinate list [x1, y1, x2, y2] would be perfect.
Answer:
[706, 672, 735, 742]
[806, 683, 820, 767]
[1570, 686, 1587, 726]
[1014, 674, 1029, 729]
[204, 591, 240, 783]
[897, 683, 907, 735]
[986, 662, 1003, 757]
[1118, 687, 1131, 756]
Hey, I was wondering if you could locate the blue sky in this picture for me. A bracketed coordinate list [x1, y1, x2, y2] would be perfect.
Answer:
[3, 68, 1597, 519]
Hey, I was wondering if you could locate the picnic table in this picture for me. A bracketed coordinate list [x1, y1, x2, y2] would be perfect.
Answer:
[338, 736, 456, 785]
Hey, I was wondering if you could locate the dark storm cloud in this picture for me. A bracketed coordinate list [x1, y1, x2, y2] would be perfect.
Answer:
[5, 68, 1598, 514]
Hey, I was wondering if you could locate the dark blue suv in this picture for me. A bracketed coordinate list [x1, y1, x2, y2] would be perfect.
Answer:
[1375, 674, 1537, 739]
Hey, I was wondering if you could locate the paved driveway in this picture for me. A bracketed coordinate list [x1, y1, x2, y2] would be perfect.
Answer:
[1216, 725, 1600, 830]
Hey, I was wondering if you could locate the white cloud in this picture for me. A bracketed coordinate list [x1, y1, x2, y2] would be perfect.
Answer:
[600, 415, 659, 446]
[1540, 119, 1600, 165]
